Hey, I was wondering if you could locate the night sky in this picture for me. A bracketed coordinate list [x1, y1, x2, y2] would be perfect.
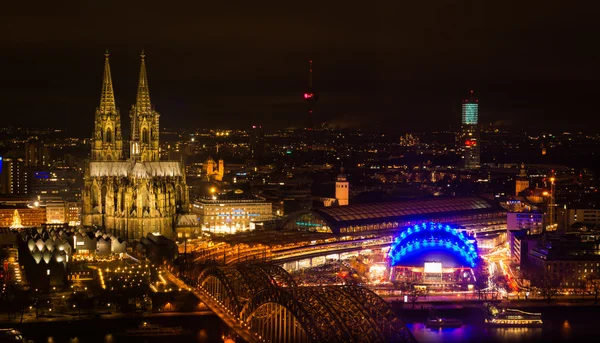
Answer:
[1, 1, 599, 133]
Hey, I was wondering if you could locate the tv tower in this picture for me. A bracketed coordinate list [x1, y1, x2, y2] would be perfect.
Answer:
[303, 60, 319, 130]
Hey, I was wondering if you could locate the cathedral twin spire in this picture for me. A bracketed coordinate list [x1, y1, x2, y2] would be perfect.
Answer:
[93, 50, 160, 162]
[135, 51, 152, 115]
[99, 50, 117, 115]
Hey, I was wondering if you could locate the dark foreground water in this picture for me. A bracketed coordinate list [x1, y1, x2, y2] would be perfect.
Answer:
[2, 314, 238, 343]
[5, 305, 600, 343]
[402, 305, 600, 343]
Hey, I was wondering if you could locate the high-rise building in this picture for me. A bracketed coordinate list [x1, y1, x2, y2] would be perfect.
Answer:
[249, 125, 265, 158]
[82, 51, 189, 239]
[25, 140, 50, 167]
[335, 167, 349, 206]
[460, 90, 480, 169]
[0, 157, 27, 195]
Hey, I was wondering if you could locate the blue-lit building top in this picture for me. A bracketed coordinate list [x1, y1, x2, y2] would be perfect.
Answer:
[461, 90, 478, 125]
[461, 90, 481, 169]
[388, 222, 478, 268]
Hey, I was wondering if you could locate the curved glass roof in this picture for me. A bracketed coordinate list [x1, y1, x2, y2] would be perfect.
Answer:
[313, 197, 494, 224]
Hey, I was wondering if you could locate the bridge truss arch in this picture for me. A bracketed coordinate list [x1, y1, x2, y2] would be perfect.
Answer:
[195, 262, 417, 343]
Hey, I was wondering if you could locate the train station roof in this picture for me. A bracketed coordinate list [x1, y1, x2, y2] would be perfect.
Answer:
[285, 196, 504, 234]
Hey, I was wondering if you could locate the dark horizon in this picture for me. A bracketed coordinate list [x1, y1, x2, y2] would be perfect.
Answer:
[2, 1, 599, 133]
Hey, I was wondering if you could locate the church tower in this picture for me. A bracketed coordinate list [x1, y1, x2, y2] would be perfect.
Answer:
[130, 51, 160, 161]
[91, 50, 123, 161]
[335, 167, 349, 206]
[515, 163, 530, 195]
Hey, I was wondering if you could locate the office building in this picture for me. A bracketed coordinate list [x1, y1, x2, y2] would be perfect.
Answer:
[460, 90, 480, 169]
[529, 232, 600, 289]
[25, 140, 50, 167]
[507, 212, 544, 235]
[565, 208, 600, 230]
[0, 157, 28, 195]
[249, 125, 265, 158]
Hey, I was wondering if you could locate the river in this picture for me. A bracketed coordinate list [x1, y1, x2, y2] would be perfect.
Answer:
[403, 305, 599, 343]
[7, 305, 600, 342]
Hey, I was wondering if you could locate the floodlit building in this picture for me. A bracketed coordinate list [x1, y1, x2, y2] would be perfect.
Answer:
[45, 201, 67, 224]
[515, 163, 530, 195]
[81, 51, 189, 239]
[335, 167, 349, 206]
[204, 156, 225, 181]
[192, 194, 273, 234]
[0, 205, 46, 228]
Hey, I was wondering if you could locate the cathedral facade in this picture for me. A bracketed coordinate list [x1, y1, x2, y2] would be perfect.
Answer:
[82, 51, 189, 240]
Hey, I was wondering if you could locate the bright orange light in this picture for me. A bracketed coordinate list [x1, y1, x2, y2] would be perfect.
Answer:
[550, 177, 555, 183]
[542, 191, 549, 196]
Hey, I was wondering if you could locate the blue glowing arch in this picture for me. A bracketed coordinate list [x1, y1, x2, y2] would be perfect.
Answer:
[387, 222, 478, 268]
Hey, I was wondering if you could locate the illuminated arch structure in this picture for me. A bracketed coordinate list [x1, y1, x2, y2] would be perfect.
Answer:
[191, 263, 417, 343]
[388, 222, 478, 268]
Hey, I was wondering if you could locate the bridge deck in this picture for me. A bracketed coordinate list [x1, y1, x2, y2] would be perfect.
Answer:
[164, 270, 261, 343]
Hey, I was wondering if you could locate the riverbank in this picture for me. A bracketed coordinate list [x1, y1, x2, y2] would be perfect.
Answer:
[391, 298, 600, 311]
[0, 312, 232, 343]
[0, 310, 214, 326]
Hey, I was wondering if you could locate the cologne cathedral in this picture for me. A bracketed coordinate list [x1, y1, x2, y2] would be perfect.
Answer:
[82, 51, 189, 239]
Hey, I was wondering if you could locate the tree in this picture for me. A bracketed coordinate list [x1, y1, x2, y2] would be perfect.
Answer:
[408, 286, 426, 308]
[578, 279, 588, 300]
[530, 269, 560, 304]
[473, 259, 489, 300]
[587, 277, 600, 304]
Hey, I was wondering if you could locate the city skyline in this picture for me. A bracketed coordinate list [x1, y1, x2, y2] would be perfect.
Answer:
[2, 1, 600, 132]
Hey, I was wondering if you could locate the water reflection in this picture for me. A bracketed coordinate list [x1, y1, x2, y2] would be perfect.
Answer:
[408, 323, 545, 343]
[197, 329, 209, 342]
[488, 327, 543, 342]
[408, 323, 473, 343]
[104, 333, 114, 343]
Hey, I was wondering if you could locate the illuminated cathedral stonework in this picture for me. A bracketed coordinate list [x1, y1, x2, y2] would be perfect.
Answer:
[82, 51, 189, 239]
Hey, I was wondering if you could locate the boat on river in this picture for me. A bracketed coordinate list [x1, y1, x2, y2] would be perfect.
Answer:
[426, 317, 463, 328]
[484, 303, 543, 327]
[118, 322, 186, 337]
[0, 328, 24, 342]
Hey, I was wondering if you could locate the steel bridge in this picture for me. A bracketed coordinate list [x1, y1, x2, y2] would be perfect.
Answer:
[185, 263, 417, 343]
